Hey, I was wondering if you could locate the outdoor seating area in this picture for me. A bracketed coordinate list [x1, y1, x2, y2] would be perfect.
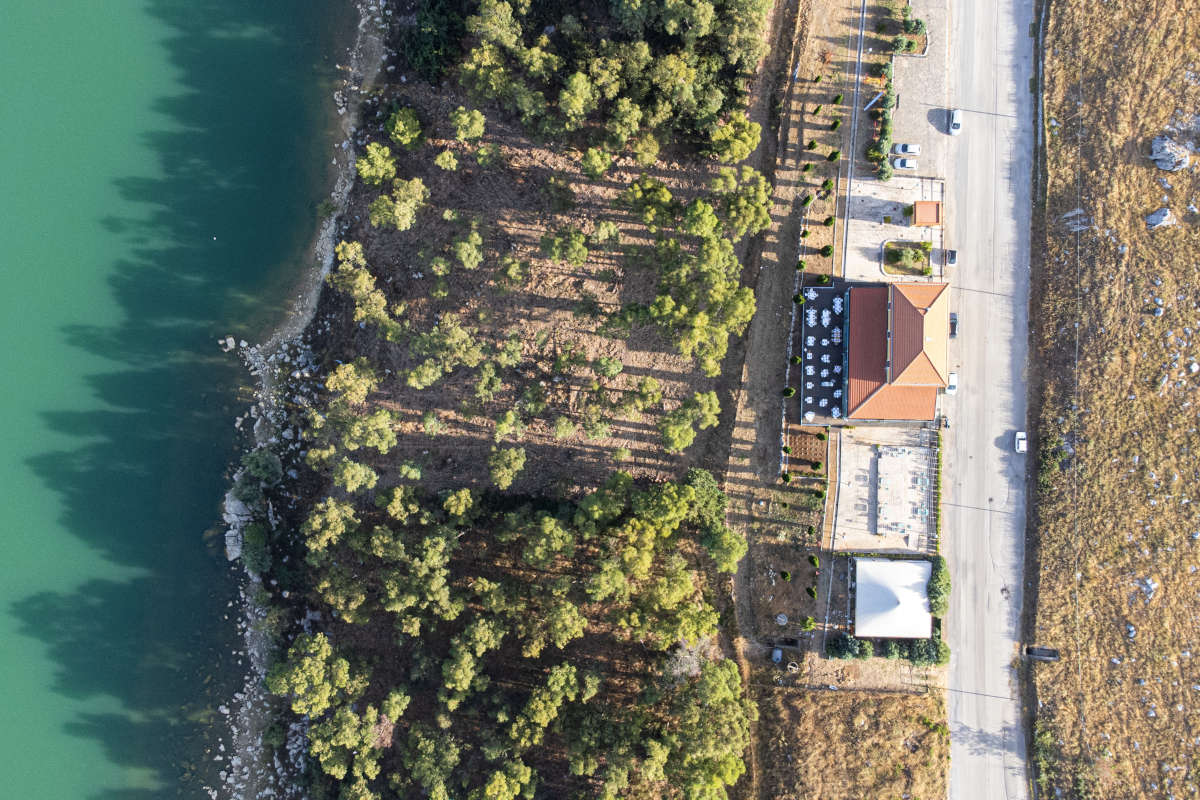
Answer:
[798, 287, 848, 421]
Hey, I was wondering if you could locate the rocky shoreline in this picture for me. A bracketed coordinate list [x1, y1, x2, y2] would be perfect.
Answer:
[208, 3, 390, 797]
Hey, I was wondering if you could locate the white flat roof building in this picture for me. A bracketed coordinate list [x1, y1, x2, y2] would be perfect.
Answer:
[854, 557, 932, 639]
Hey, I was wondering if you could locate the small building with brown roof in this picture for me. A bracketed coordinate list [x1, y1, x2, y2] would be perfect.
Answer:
[846, 282, 950, 420]
[911, 200, 943, 227]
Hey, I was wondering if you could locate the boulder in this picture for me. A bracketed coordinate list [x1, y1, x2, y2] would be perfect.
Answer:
[1150, 135, 1190, 171]
[1146, 207, 1177, 230]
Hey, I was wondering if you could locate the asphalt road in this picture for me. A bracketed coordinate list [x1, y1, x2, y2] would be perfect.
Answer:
[941, 0, 1036, 797]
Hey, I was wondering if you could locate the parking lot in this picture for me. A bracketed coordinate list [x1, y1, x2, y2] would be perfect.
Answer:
[796, 286, 848, 421]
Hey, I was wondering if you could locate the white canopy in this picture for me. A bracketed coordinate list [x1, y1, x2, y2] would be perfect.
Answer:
[854, 557, 932, 639]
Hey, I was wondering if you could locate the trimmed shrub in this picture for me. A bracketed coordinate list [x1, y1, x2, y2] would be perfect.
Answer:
[812, 460, 824, 471]
[800, 229, 810, 237]
[796, 259, 807, 271]
[781, 471, 792, 483]
[800, 616, 816, 631]
[806, 139, 818, 150]
[827, 633, 861, 658]
[812, 104, 823, 115]
[823, 215, 835, 226]
[832, 93, 844, 104]
[801, 163, 813, 172]
[831, 119, 842, 131]
[816, 431, 827, 441]
[821, 178, 834, 191]
[820, 244, 834, 257]
[801, 194, 814, 207]
[927, 555, 951, 617]
[783, 387, 796, 397]
[819, 274, 831, 285]
[790, 355, 801, 365]
[806, 586, 818, 599]
[808, 554, 820, 568]
[826, 149, 841, 161]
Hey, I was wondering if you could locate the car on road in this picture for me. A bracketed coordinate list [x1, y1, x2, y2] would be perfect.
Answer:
[893, 157, 918, 170]
[946, 372, 958, 395]
[892, 142, 921, 155]
[1014, 431, 1027, 453]
[949, 108, 963, 135]
[946, 249, 958, 266]
[949, 312, 958, 337]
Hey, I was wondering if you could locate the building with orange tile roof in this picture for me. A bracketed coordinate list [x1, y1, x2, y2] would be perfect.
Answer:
[845, 282, 950, 420]
[912, 200, 943, 227]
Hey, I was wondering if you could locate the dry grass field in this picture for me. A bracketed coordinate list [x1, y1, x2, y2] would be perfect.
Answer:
[755, 680, 949, 800]
[1030, 0, 1200, 796]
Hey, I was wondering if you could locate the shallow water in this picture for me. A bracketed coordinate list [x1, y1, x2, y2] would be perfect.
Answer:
[0, 2, 352, 796]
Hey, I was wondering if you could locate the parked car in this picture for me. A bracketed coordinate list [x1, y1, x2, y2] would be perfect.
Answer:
[945, 372, 958, 395]
[893, 157, 918, 170]
[946, 249, 958, 266]
[949, 108, 964, 135]
[949, 312, 958, 337]
[1014, 431, 1028, 453]
[892, 142, 922, 155]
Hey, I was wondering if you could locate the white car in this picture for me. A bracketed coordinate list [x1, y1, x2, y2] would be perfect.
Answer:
[949, 108, 963, 135]
[945, 372, 958, 395]
[893, 157, 918, 170]
[1014, 431, 1027, 453]
[892, 142, 921, 155]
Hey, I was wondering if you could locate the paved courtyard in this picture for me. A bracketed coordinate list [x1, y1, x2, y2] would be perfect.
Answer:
[844, 176, 946, 281]
[831, 426, 938, 554]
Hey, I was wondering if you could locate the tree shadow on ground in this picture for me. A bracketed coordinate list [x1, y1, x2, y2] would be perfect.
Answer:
[13, 1, 353, 797]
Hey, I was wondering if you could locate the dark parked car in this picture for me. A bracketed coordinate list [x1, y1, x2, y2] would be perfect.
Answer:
[949, 312, 958, 337]
[946, 249, 957, 266]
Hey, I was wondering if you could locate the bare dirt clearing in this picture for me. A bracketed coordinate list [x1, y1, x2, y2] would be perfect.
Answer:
[1030, 0, 1200, 795]
[755, 679, 949, 800]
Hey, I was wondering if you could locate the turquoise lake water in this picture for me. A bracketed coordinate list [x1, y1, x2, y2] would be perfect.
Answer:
[0, 2, 352, 796]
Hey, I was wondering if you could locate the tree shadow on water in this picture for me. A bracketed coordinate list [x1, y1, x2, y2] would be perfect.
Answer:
[13, 1, 353, 796]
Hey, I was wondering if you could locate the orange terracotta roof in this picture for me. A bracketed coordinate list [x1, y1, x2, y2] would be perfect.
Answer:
[912, 201, 942, 226]
[890, 283, 949, 386]
[846, 282, 949, 420]
[846, 286, 889, 416]
[850, 385, 939, 420]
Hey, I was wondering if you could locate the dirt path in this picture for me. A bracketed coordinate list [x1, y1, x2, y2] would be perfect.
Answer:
[717, 0, 879, 794]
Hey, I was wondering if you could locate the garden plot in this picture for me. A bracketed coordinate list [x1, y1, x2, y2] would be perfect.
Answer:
[797, 286, 848, 421]
[833, 426, 936, 553]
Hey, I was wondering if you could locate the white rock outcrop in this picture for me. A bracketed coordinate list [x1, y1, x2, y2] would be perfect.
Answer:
[1150, 135, 1191, 171]
[1146, 207, 1177, 230]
